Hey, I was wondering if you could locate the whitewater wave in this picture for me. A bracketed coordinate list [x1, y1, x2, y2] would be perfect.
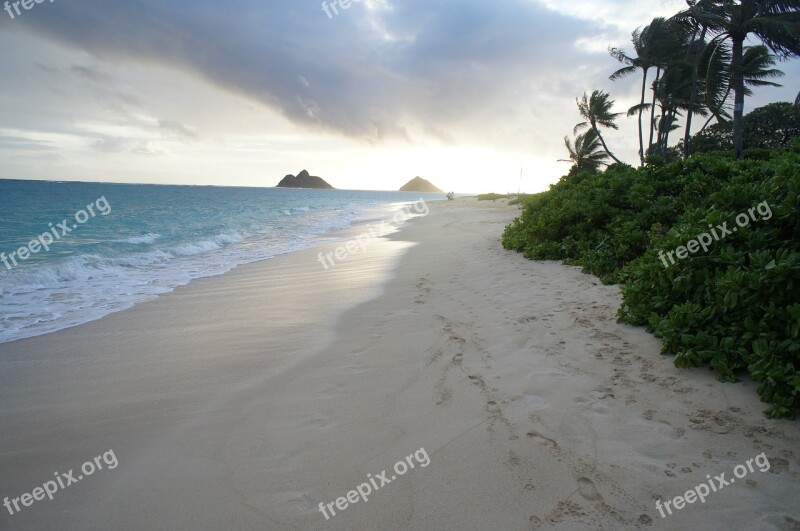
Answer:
[113, 233, 161, 245]
[0, 190, 427, 344]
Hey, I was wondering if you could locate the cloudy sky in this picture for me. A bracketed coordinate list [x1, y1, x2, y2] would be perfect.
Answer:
[0, 0, 797, 193]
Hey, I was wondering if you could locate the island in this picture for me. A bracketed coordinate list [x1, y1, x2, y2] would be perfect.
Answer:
[276, 170, 334, 189]
[399, 176, 443, 193]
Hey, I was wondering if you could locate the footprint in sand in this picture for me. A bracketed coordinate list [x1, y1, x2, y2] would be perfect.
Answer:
[505, 451, 521, 467]
[526, 430, 558, 449]
[577, 477, 603, 502]
[415, 277, 432, 303]
[436, 387, 452, 406]
[769, 457, 790, 474]
[468, 374, 487, 390]
[426, 348, 444, 367]
[590, 388, 615, 400]
[486, 400, 502, 414]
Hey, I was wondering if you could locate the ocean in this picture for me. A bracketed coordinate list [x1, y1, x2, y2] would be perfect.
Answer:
[0, 179, 442, 344]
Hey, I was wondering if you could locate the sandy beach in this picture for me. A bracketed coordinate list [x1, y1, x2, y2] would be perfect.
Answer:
[1, 198, 798, 530]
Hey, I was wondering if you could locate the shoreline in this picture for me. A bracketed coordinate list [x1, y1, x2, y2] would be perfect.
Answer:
[1, 198, 798, 530]
[0, 198, 430, 347]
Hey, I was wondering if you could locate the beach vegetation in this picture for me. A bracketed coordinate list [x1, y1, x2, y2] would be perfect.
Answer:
[574, 91, 624, 165]
[673, 0, 800, 160]
[503, 139, 800, 418]
[601, 3, 799, 166]
[510, 1, 800, 417]
[559, 129, 612, 173]
[477, 193, 508, 201]
[508, 194, 530, 206]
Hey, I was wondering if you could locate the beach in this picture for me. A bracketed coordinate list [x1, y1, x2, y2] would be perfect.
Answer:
[1, 198, 798, 530]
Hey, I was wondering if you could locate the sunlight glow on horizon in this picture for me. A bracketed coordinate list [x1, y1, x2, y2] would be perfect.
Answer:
[2, 0, 797, 195]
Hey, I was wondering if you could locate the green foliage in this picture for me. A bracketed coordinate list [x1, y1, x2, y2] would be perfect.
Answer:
[560, 129, 611, 172]
[685, 102, 800, 155]
[477, 193, 508, 201]
[618, 152, 800, 418]
[503, 157, 728, 282]
[690, 122, 733, 153]
[744, 102, 800, 149]
[675, 0, 800, 158]
[573, 91, 623, 165]
[503, 151, 800, 418]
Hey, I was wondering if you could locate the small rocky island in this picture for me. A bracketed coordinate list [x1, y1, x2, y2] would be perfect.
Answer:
[276, 170, 334, 189]
[399, 177, 443, 193]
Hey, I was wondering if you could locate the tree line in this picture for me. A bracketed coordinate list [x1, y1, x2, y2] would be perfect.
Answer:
[561, 1, 800, 171]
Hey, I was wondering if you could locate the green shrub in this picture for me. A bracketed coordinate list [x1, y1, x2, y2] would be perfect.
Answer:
[618, 153, 800, 418]
[477, 193, 508, 201]
[503, 151, 800, 418]
[502, 157, 731, 282]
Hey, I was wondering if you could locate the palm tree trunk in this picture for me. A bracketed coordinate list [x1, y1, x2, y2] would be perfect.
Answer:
[663, 110, 675, 157]
[701, 84, 732, 132]
[594, 128, 622, 165]
[683, 26, 708, 159]
[731, 35, 745, 159]
[648, 67, 661, 157]
[699, 113, 717, 132]
[657, 112, 669, 157]
[637, 69, 648, 166]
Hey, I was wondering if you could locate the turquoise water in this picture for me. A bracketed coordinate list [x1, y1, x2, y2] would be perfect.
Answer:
[0, 180, 441, 343]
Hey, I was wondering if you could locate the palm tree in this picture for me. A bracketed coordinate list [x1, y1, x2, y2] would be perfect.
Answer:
[699, 36, 735, 128]
[609, 17, 678, 164]
[677, 0, 800, 159]
[699, 43, 785, 131]
[610, 29, 655, 165]
[653, 60, 700, 156]
[740, 44, 785, 91]
[559, 129, 610, 172]
[574, 90, 624, 164]
[646, 18, 694, 157]
[676, 0, 726, 158]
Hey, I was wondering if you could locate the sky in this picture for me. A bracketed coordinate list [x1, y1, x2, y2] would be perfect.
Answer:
[0, 0, 797, 193]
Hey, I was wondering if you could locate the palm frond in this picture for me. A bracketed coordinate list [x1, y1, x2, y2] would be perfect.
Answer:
[627, 102, 652, 117]
[742, 44, 785, 87]
[609, 65, 638, 81]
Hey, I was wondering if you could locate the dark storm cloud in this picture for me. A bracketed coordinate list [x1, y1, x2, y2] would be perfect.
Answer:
[11, 0, 598, 140]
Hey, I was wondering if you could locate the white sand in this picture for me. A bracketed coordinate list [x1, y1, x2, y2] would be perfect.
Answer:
[1, 198, 798, 530]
